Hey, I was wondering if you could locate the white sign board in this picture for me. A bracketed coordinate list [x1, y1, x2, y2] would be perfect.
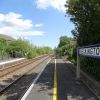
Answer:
[78, 45, 100, 58]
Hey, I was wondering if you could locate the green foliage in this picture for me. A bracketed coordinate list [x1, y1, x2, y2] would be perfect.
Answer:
[7, 39, 31, 58]
[26, 50, 37, 59]
[65, 0, 100, 46]
[0, 38, 8, 59]
[55, 36, 76, 58]
[0, 38, 52, 59]
[58, 36, 70, 47]
[80, 57, 100, 82]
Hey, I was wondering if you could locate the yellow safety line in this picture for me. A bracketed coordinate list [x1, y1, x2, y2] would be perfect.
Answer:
[53, 59, 57, 100]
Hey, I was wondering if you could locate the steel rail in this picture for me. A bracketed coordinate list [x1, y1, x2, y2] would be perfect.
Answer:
[0, 55, 49, 94]
[0, 55, 48, 77]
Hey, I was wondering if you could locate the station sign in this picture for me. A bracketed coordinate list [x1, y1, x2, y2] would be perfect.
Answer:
[78, 44, 100, 58]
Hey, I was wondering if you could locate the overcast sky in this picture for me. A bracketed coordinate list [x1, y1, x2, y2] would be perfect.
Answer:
[0, 0, 74, 48]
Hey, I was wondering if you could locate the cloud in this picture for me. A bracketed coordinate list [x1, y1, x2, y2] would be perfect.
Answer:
[35, 0, 67, 12]
[0, 30, 44, 36]
[34, 23, 43, 27]
[0, 12, 44, 38]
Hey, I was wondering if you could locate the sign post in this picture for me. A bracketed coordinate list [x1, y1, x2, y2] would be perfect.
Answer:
[76, 48, 80, 79]
[76, 44, 100, 79]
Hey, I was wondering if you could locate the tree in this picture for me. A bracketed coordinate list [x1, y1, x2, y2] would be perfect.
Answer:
[56, 36, 75, 58]
[7, 39, 29, 57]
[58, 36, 70, 47]
[65, 0, 100, 46]
[7, 39, 52, 59]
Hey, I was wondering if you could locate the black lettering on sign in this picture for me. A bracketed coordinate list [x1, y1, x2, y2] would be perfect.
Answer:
[96, 47, 100, 55]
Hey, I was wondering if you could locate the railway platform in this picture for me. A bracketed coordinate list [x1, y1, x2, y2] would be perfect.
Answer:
[0, 58, 25, 66]
[21, 59, 97, 100]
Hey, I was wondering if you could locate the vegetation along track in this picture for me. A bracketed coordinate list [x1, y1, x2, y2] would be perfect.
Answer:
[0, 55, 50, 94]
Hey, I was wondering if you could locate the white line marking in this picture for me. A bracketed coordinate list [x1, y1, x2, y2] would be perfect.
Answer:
[21, 58, 51, 100]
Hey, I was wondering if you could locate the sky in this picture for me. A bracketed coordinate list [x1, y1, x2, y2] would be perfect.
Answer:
[0, 0, 75, 48]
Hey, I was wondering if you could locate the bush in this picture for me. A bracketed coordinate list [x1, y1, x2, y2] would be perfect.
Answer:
[80, 57, 100, 82]
[6, 39, 52, 59]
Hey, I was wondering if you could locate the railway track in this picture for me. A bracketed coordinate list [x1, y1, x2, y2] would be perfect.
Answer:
[0, 55, 50, 96]
[0, 55, 48, 77]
